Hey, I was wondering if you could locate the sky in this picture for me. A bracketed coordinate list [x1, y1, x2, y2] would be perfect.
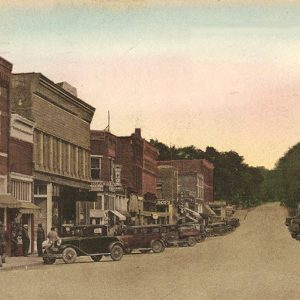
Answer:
[1, 1, 300, 169]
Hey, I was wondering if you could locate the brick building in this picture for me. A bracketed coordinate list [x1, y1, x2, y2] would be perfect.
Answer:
[116, 128, 160, 224]
[178, 171, 204, 213]
[157, 159, 214, 203]
[89, 130, 128, 225]
[0, 57, 13, 225]
[157, 165, 179, 223]
[10, 73, 95, 233]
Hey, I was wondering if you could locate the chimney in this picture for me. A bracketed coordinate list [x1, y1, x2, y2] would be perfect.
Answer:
[57, 81, 78, 97]
[135, 128, 141, 138]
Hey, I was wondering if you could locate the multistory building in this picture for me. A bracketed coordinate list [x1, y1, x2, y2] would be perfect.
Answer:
[10, 73, 95, 233]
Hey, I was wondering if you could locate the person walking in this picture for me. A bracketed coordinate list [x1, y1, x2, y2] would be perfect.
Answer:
[0, 222, 9, 267]
[21, 224, 30, 257]
[37, 224, 45, 257]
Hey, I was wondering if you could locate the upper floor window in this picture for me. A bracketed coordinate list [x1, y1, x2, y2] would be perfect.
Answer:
[91, 156, 101, 180]
[0, 86, 8, 99]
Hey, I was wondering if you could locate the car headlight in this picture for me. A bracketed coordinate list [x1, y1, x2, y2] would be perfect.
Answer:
[56, 238, 62, 246]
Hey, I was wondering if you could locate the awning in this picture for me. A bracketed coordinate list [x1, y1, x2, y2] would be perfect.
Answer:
[0, 194, 19, 208]
[108, 210, 126, 221]
[0, 194, 40, 213]
[90, 209, 106, 218]
[203, 203, 217, 216]
[18, 202, 41, 214]
[186, 215, 199, 223]
[184, 207, 201, 218]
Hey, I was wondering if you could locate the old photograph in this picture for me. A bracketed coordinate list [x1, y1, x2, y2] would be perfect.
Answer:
[1, 1, 300, 299]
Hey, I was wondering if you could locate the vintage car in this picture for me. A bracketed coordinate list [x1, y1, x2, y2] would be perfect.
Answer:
[118, 225, 166, 254]
[205, 222, 231, 237]
[42, 225, 125, 264]
[289, 218, 300, 239]
[161, 222, 205, 247]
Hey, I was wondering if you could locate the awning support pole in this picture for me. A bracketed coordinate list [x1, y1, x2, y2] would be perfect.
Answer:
[4, 207, 7, 230]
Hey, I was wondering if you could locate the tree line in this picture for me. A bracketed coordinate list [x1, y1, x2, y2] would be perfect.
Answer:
[150, 139, 297, 209]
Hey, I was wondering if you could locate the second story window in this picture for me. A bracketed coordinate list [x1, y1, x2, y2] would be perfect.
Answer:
[91, 156, 101, 180]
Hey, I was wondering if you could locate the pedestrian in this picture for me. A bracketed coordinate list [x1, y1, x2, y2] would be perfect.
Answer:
[21, 224, 30, 257]
[0, 222, 9, 267]
[37, 224, 45, 257]
[47, 227, 59, 244]
[10, 229, 18, 257]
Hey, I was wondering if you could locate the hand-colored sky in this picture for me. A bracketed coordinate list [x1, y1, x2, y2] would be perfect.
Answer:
[1, 1, 300, 169]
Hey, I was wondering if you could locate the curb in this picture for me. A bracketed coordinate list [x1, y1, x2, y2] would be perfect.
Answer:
[0, 260, 43, 272]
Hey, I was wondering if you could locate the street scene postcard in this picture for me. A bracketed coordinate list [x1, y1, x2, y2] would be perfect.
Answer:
[1, 1, 300, 299]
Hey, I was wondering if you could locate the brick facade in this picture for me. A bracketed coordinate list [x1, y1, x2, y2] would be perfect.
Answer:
[10, 72, 95, 233]
[116, 128, 158, 197]
[0, 57, 12, 193]
[157, 159, 214, 203]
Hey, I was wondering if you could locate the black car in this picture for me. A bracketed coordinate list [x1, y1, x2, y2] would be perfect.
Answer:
[43, 225, 125, 264]
[118, 225, 166, 254]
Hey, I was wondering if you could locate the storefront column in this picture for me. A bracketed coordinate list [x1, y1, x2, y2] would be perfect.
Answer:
[4, 207, 7, 230]
[46, 183, 53, 234]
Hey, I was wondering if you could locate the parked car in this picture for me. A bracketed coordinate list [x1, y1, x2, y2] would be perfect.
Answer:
[286, 215, 300, 227]
[206, 222, 231, 237]
[42, 225, 125, 264]
[289, 218, 300, 239]
[162, 222, 205, 247]
[118, 225, 166, 254]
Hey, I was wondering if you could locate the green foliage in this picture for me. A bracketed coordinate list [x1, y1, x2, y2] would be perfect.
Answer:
[150, 139, 267, 208]
[273, 143, 300, 208]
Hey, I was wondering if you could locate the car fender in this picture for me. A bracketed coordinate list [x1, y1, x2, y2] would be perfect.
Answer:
[60, 244, 83, 255]
[150, 239, 166, 248]
[109, 241, 125, 252]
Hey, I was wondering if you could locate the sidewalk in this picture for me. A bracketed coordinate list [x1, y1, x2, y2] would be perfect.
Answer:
[0, 254, 43, 271]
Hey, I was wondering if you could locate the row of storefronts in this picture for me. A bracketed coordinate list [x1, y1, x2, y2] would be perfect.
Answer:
[0, 56, 215, 256]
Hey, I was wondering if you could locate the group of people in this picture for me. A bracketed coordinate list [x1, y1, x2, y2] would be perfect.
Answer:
[0, 222, 59, 267]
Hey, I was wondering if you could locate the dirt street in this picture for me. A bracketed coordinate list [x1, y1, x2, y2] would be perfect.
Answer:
[1, 202, 299, 300]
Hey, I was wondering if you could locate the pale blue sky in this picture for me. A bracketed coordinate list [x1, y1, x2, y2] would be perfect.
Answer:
[1, 2, 300, 168]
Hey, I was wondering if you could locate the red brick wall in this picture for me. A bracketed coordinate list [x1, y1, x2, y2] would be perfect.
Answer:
[91, 131, 117, 182]
[9, 137, 33, 176]
[142, 141, 158, 195]
[157, 159, 214, 202]
[0, 57, 12, 177]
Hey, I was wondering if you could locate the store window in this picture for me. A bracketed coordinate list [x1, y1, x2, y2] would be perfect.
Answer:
[0, 86, 8, 99]
[91, 156, 101, 180]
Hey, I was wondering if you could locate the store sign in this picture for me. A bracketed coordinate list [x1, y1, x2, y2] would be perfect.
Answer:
[156, 200, 170, 205]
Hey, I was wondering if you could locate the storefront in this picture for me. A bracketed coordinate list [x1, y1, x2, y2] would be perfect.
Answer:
[0, 194, 40, 256]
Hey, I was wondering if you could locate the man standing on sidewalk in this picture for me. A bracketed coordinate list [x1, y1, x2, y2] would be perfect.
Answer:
[37, 224, 45, 257]
[22, 224, 30, 257]
[0, 222, 9, 267]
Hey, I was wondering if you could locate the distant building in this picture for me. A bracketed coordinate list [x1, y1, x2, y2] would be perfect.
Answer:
[178, 171, 204, 213]
[157, 159, 214, 203]
[157, 165, 179, 224]
[116, 128, 160, 225]
[89, 130, 128, 225]
[10, 73, 95, 233]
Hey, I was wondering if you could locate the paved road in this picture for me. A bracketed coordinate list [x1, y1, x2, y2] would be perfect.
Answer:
[1, 202, 299, 300]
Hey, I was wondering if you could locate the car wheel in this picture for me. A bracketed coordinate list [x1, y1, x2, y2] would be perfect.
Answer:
[152, 240, 164, 253]
[110, 244, 123, 261]
[187, 237, 196, 247]
[91, 255, 103, 262]
[43, 256, 56, 265]
[62, 247, 77, 264]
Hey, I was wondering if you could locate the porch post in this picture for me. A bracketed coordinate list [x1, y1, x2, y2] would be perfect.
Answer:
[46, 183, 53, 234]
